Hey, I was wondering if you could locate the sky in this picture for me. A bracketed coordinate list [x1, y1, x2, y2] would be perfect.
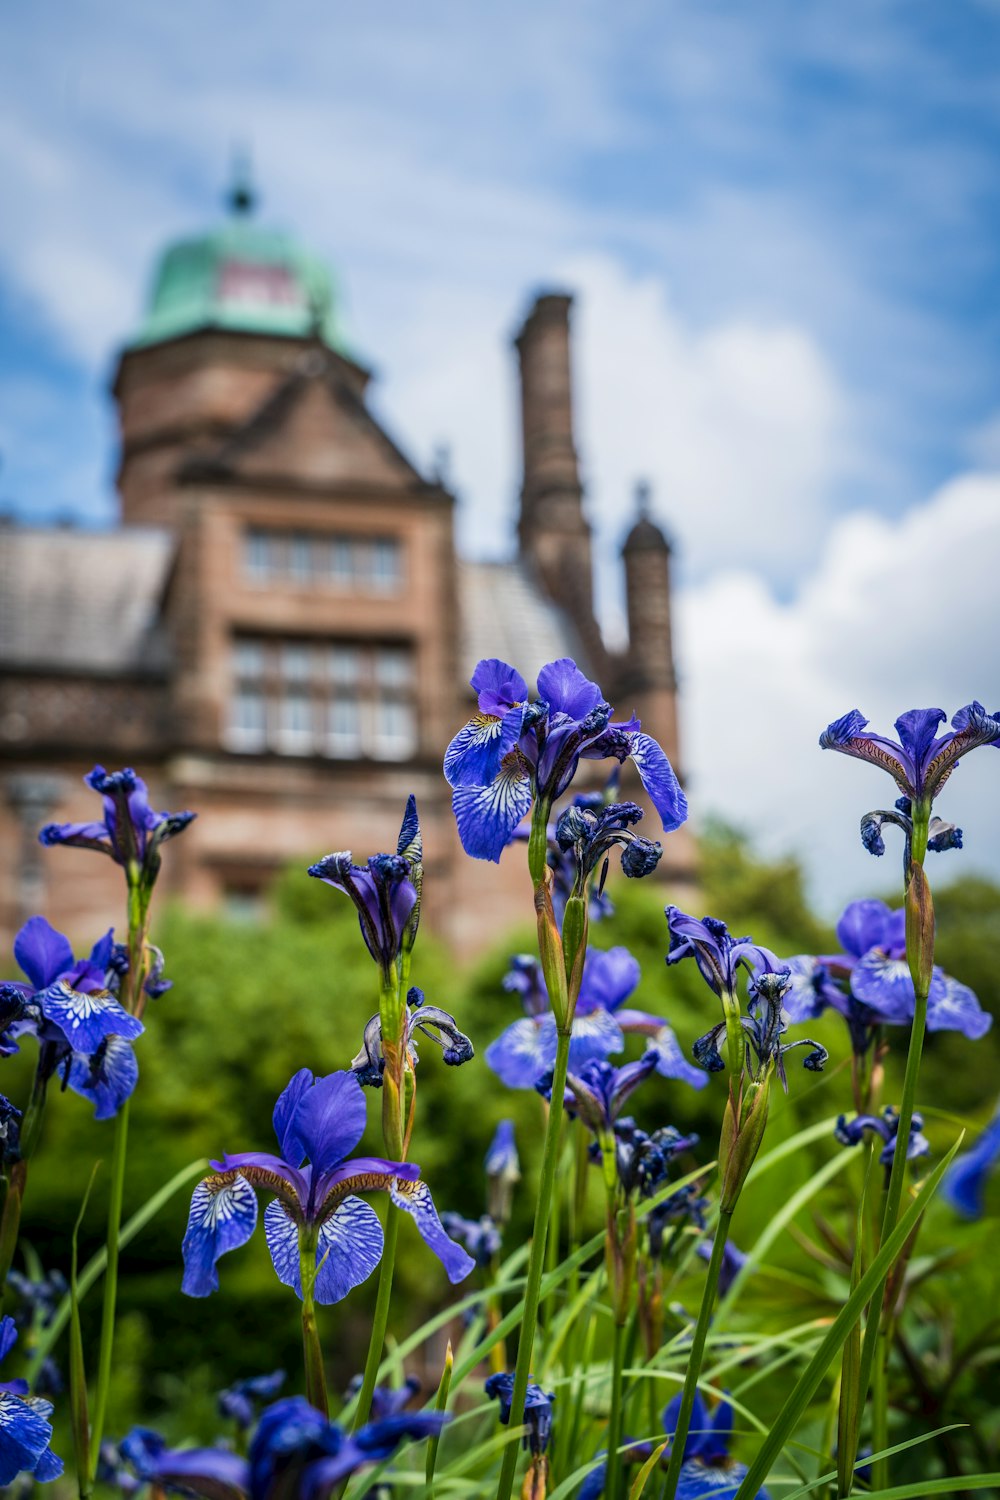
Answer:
[2, 0, 999, 914]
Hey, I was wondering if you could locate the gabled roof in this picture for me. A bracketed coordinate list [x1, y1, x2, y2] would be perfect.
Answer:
[179, 347, 430, 493]
[457, 559, 588, 690]
[0, 525, 174, 675]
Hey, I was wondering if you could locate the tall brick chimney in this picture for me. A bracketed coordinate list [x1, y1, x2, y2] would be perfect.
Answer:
[621, 481, 680, 769]
[514, 293, 599, 649]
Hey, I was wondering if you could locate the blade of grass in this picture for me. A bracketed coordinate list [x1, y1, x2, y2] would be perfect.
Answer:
[732, 1137, 961, 1499]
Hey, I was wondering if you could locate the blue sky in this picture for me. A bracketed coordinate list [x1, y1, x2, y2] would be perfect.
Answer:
[2, 1, 999, 908]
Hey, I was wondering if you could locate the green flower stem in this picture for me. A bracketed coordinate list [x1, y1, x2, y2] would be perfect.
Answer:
[354, 1201, 401, 1428]
[355, 971, 407, 1431]
[856, 846, 932, 1492]
[300, 1226, 329, 1417]
[606, 1320, 628, 1500]
[660, 1207, 734, 1500]
[88, 877, 152, 1480]
[87, 1095, 130, 1479]
[494, 1023, 573, 1500]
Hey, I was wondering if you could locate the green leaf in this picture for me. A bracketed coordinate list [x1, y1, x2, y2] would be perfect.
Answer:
[628, 1440, 668, 1500]
[732, 1134, 963, 1499]
[425, 1339, 454, 1494]
[26, 1156, 209, 1383]
[70, 1163, 102, 1498]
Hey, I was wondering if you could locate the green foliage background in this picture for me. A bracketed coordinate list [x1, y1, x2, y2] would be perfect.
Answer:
[6, 824, 1000, 1477]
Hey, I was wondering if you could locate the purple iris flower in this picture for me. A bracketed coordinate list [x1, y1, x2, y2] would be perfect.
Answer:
[444, 657, 687, 862]
[350, 987, 473, 1088]
[784, 898, 991, 1052]
[554, 799, 662, 892]
[540, 1054, 659, 1135]
[693, 971, 827, 1088]
[485, 1372, 555, 1456]
[0, 1315, 62, 1484]
[697, 1238, 748, 1297]
[440, 1212, 502, 1268]
[600, 1118, 699, 1198]
[218, 1371, 287, 1431]
[578, 1390, 770, 1500]
[181, 1069, 474, 1302]
[835, 1106, 930, 1174]
[39, 766, 194, 889]
[941, 1106, 1000, 1218]
[2, 917, 143, 1121]
[484, 1119, 520, 1222]
[152, 1394, 448, 1500]
[486, 946, 705, 1091]
[343, 1373, 421, 1420]
[820, 704, 1000, 808]
[308, 801, 422, 979]
[665, 910, 780, 1000]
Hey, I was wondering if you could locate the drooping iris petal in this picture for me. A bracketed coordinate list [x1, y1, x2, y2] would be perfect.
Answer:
[628, 732, 688, 832]
[0, 1393, 59, 1485]
[37, 981, 143, 1053]
[290, 1071, 368, 1175]
[263, 1196, 384, 1304]
[0, 1319, 17, 1363]
[67, 1036, 138, 1120]
[616, 1013, 708, 1090]
[536, 658, 603, 719]
[941, 1110, 1000, 1218]
[452, 759, 533, 862]
[182, 1175, 259, 1297]
[849, 954, 920, 1022]
[152, 1447, 249, 1500]
[273, 1068, 315, 1165]
[444, 709, 525, 790]
[389, 1180, 476, 1283]
[675, 1464, 765, 1500]
[567, 1010, 625, 1071]
[485, 1017, 554, 1089]
[12, 918, 74, 992]
[927, 976, 993, 1039]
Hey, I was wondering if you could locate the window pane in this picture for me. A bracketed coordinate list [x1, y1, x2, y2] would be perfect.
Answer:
[278, 691, 313, 753]
[226, 686, 267, 752]
[326, 697, 362, 758]
[233, 640, 265, 680]
[290, 533, 312, 583]
[373, 698, 417, 760]
[329, 537, 355, 585]
[245, 529, 278, 581]
[281, 645, 312, 682]
[329, 646, 362, 685]
[371, 537, 401, 592]
[374, 648, 411, 690]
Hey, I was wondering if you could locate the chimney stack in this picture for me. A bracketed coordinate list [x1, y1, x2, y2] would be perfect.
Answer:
[514, 292, 596, 631]
[621, 481, 680, 769]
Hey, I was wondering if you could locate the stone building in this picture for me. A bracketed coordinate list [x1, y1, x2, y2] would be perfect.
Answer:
[0, 188, 691, 953]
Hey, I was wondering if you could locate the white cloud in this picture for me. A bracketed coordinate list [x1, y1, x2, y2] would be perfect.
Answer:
[676, 473, 1000, 913]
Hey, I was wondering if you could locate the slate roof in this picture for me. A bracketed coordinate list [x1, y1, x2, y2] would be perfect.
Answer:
[457, 560, 585, 690]
[0, 525, 175, 675]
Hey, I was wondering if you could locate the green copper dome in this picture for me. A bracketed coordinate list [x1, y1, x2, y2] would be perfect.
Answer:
[131, 194, 345, 351]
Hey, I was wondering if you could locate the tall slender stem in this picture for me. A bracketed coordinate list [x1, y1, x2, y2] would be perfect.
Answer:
[494, 1023, 573, 1500]
[300, 1227, 329, 1417]
[87, 1095, 130, 1477]
[606, 1320, 628, 1500]
[660, 1207, 734, 1500]
[354, 1202, 400, 1427]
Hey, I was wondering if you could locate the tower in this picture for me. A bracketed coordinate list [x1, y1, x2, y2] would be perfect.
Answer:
[620, 480, 680, 771]
[513, 293, 605, 667]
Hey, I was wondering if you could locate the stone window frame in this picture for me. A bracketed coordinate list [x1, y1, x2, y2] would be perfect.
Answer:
[242, 526, 404, 594]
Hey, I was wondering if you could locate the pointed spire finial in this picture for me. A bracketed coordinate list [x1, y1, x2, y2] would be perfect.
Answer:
[227, 145, 256, 216]
[634, 478, 652, 517]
